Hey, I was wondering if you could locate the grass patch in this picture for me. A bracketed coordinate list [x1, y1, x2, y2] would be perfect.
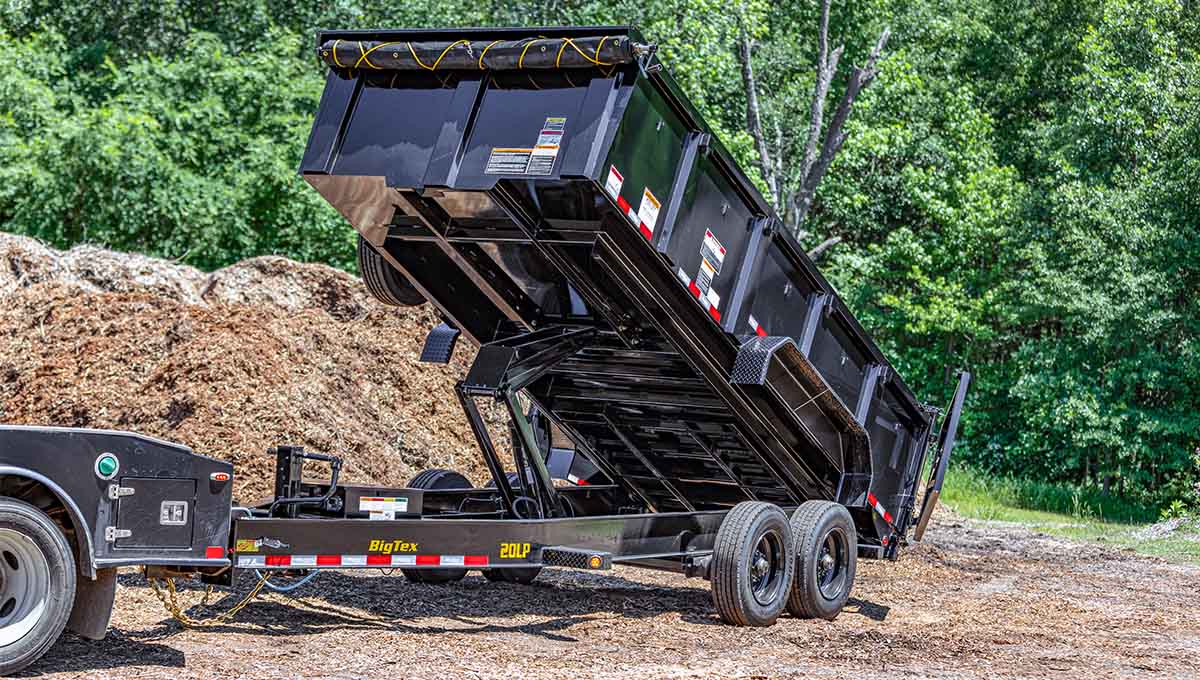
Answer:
[940, 467, 1200, 563]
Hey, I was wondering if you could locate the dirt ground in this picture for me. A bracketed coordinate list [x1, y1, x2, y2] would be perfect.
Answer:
[24, 511, 1198, 680]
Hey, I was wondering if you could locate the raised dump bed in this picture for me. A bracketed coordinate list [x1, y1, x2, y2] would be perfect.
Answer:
[302, 25, 964, 554]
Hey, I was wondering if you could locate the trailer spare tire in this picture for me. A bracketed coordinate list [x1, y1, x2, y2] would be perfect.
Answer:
[786, 501, 856, 620]
[357, 236, 425, 307]
[0, 497, 76, 675]
[402, 470, 470, 584]
[710, 501, 794, 627]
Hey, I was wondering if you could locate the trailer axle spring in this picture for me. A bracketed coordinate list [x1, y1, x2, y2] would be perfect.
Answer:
[145, 568, 272, 627]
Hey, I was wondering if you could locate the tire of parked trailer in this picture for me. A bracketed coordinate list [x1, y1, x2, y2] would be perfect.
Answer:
[786, 500, 857, 620]
[710, 501, 795, 627]
[402, 470, 471, 584]
[357, 235, 426, 307]
[0, 497, 77, 676]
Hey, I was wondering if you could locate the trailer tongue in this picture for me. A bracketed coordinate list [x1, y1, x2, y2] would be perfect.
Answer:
[0, 25, 968, 673]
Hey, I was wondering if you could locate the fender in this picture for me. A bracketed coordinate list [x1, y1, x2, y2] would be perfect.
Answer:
[0, 464, 96, 578]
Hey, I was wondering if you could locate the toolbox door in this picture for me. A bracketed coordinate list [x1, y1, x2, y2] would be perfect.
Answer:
[114, 478, 196, 549]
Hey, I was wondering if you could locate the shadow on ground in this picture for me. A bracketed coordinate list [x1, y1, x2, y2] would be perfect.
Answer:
[32, 568, 893, 675]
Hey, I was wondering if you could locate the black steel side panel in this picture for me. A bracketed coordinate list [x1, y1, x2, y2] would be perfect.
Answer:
[0, 426, 232, 569]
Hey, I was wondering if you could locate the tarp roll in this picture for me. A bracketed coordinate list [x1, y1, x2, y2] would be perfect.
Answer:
[318, 36, 637, 71]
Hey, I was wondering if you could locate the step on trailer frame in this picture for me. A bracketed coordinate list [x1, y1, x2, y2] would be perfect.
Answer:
[0, 25, 969, 674]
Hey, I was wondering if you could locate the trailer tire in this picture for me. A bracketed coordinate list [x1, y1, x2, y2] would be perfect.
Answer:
[787, 501, 856, 620]
[402, 470, 471, 584]
[710, 501, 794, 627]
[0, 497, 76, 675]
[357, 235, 426, 307]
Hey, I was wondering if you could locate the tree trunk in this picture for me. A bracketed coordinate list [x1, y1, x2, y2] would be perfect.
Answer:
[737, 29, 777, 206]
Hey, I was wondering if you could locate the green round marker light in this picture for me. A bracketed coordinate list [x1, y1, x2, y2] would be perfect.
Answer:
[96, 453, 119, 479]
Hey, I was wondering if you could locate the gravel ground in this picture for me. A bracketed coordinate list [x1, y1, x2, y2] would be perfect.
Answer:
[26, 513, 1199, 680]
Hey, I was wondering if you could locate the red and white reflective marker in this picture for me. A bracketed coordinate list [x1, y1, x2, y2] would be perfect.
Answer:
[237, 554, 491, 569]
[748, 314, 767, 337]
[866, 491, 894, 524]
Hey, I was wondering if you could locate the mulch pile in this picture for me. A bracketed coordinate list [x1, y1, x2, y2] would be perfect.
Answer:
[0, 233, 502, 501]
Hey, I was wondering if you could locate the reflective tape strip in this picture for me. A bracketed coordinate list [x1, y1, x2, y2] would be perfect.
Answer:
[867, 492, 895, 524]
[237, 553, 491, 569]
[614, 195, 651, 239]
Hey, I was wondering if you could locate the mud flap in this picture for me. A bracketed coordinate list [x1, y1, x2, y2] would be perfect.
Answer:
[913, 371, 971, 541]
[67, 567, 117, 640]
[419, 322, 461, 364]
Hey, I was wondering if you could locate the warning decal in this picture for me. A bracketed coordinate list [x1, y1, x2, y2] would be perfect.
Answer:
[605, 165, 624, 199]
[637, 188, 661, 236]
[700, 229, 727, 274]
[485, 148, 533, 174]
[359, 496, 409, 521]
[527, 116, 566, 175]
[486, 116, 566, 175]
[686, 229, 727, 322]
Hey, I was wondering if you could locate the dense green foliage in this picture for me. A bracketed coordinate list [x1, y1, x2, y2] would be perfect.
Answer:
[1, 1, 1196, 509]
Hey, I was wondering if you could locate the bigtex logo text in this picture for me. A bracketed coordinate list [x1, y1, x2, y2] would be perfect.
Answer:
[369, 539, 418, 554]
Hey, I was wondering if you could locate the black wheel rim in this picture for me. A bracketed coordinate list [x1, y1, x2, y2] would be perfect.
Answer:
[816, 527, 849, 600]
[749, 528, 786, 606]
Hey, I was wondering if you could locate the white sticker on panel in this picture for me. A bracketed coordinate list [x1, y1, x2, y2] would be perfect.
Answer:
[605, 165, 624, 199]
[359, 496, 410, 521]
[700, 229, 727, 274]
[637, 187, 661, 234]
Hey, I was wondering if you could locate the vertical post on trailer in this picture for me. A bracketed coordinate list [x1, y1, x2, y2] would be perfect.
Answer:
[455, 382, 518, 517]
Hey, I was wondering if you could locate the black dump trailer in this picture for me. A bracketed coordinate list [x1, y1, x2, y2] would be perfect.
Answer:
[0, 25, 968, 674]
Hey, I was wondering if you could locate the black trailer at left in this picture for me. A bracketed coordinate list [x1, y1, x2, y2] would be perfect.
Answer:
[0, 426, 234, 673]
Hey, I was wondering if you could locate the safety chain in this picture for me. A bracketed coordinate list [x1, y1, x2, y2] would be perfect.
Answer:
[145, 567, 272, 627]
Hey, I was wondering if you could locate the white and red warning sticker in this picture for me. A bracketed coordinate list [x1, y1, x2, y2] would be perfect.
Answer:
[605, 165, 624, 199]
[681, 229, 726, 322]
[867, 491, 895, 524]
[699, 229, 726, 275]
